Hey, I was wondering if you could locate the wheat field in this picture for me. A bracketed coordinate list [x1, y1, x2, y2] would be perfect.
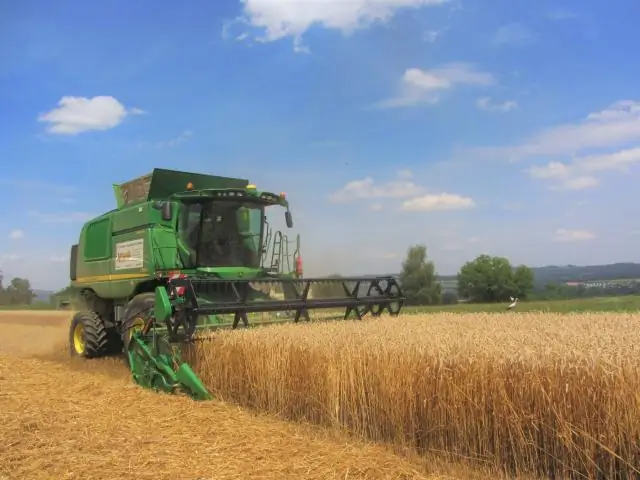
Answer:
[187, 312, 640, 479]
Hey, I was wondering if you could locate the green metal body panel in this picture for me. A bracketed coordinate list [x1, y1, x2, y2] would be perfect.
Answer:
[72, 168, 295, 300]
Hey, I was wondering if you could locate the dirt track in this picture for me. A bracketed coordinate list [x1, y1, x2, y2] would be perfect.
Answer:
[0, 311, 467, 480]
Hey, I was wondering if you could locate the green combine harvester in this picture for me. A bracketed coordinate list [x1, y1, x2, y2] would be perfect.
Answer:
[68, 168, 405, 400]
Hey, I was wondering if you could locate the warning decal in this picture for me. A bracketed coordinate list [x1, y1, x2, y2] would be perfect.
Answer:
[115, 239, 144, 270]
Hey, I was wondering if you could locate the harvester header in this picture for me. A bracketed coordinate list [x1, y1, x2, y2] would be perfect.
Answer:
[69, 167, 405, 401]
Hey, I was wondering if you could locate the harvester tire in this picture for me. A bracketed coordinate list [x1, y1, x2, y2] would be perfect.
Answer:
[69, 311, 112, 358]
[121, 292, 156, 366]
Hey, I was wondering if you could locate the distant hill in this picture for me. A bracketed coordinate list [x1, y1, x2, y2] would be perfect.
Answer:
[435, 262, 640, 291]
[528, 263, 640, 287]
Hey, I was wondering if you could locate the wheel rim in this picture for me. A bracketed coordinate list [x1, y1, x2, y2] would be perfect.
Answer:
[73, 323, 86, 355]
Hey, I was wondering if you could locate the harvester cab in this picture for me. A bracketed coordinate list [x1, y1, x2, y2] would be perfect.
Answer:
[68, 168, 405, 401]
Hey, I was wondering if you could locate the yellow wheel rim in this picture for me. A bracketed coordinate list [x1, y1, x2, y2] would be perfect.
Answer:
[73, 323, 86, 355]
[128, 317, 145, 342]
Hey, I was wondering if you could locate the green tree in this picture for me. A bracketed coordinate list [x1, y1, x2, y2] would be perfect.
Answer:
[399, 244, 442, 305]
[457, 254, 534, 303]
[0, 277, 35, 305]
[512, 265, 534, 298]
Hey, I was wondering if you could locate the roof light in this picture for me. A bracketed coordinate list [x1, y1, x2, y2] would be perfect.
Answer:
[247, 184, 257, 190]
[280, 192, 286, 198]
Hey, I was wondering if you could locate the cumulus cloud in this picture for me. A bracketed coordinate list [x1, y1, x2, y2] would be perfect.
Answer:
[547, 9, 578, 21]
[38, 96, 144, 135]
[467, 100, 640, 189]
[328, 177, 423, 203]
[475, 100, 640, 160]
[396, 169, 414, 179]
[492, 22, 536, 46]
[528, 147, 640, 190]
[138, 130, 193, 150]
[374, 62, 495, 108]
[401, 193, 476, 212]
[476, 97, 517, 113]
[554, 229, 596, 242]
[234, 0, 449, 52]
[8, 230, 24, 240]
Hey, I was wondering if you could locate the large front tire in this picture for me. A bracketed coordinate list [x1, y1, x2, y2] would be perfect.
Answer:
[69, 311, 112, 358]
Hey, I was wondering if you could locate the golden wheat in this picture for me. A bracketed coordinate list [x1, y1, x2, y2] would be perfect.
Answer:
[187, 312, 640, 479]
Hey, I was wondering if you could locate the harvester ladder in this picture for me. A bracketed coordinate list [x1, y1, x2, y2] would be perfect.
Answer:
[281, 233, 291, 273]
[269, 230, 283, 273]
[261, 224, 273, 269]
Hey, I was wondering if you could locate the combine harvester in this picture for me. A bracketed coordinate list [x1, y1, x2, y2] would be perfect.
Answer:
[67, 168, 405, 400]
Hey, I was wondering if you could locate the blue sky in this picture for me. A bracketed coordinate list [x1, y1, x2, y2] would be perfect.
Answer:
[1, 0, 640, 290]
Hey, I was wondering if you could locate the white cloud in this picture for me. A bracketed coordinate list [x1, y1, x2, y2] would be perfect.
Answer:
[528, 146, 640, 190]
[473, 100, 640, 161]
[28, 211, 95, 223]
[554, 229, 596, 242]
[529, 161, 570, 179]
[370, 203, 384, 211]
[157, 129, 192, 148]
[0, 253, 22, 262]
[476, 97, 517, 113]
[396, 169, 413, 179]
[424, 28, 445, 43]
[401, 193, 476, 212]
[328, 177, 423, 203]
[492, 23, 536, 46]
[8, 230, 24, 240]
[547, 9, 578, 21]
[375, 62, 495, 108]
[49, 255, 69, 263]
[139, 130, 193, 150]
[235, 0, 449, 52]
[557, 176, 599, 190]
[38, 96, 144, 135]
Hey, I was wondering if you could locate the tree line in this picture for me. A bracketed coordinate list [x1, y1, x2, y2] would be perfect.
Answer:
[314, 246, 531, 305]
[398, 245, 535, 305]
[312, 245, 537, 305]
[0, 272, 36, 306]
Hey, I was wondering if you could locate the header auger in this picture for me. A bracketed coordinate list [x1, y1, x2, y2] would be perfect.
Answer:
[67, 168, 405, 400]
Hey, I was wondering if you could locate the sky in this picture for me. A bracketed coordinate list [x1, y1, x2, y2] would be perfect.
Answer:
[1, 0, 640, 291]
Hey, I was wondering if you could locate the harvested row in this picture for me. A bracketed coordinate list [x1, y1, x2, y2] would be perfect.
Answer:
[187, 312, 640, 479]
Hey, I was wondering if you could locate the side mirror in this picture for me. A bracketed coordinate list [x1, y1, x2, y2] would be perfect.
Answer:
[285, 210, 293, 228]
[162, 202, 172, 221]
[153, 201, 173, 221]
